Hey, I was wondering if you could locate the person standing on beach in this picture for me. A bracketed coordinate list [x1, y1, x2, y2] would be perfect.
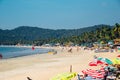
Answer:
[93, 55, 98, 63]
[32, 46, 35, 50]
[77, 46, 79, 52]
[61, 47, 64, 52]
[0, 54, 2, 59]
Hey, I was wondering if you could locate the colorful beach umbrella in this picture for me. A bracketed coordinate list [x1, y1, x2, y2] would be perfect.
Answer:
[117, 55, 120, 57]
[50, 72, 77, 80]
[97, 57, 113, 65]
[89, 60, 104, 66]
[89, 62, 97, 66]
[82, 69, 104, 79]
[112, 58, 120, 64]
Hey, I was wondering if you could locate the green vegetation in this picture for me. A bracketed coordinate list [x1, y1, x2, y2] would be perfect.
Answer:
[51, 23, 120, 45]
[0, 23, 120, 45]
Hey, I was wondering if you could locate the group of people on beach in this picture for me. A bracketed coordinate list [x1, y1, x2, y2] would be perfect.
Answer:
[76, 55, 120, 80]
[77, 64, 120, 80]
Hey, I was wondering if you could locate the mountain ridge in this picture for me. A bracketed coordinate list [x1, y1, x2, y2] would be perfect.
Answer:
[0, 24, 113, 45]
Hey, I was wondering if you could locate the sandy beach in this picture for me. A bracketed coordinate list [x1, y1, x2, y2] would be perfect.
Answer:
[0, 46, 118, 80]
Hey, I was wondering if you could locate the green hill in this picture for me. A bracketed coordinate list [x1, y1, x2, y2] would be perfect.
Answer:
[0, 24, 113, 45]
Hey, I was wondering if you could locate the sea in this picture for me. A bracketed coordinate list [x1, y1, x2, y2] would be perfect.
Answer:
[0, 45, 51, 59]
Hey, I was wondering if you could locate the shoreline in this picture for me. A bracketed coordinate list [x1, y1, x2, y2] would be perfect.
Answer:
[0, 45, 52, 59]
[0, 46, 119, 80]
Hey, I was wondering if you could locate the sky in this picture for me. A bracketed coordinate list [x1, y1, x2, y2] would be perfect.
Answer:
[0, 0, 120, 30]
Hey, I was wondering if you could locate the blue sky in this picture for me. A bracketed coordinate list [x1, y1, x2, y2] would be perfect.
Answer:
[0, 0, 120, 29]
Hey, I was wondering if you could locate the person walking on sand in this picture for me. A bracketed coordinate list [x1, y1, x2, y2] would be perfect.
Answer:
[77, 46, 79, 52]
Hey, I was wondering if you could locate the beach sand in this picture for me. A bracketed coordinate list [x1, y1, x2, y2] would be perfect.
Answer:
[0, 46, 118, 80]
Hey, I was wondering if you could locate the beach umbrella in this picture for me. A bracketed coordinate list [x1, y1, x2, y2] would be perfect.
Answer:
[117, 55, 120, 57]
[89, 60, 104, 66]
[82, 69, 104, 79]
[89, 62, 97, 66]
[100, 67, 105, 74]
[97, 57, 113, 65]
[97, 60, 104, 65]
[89, 61, 104, 66]
[50, 72, 77, 80]
[112, 58, 120, 64]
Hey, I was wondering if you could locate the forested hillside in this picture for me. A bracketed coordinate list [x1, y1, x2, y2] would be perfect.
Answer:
[0, 24, 116, 45]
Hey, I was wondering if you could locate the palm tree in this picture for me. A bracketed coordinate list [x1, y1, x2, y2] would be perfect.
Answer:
[113, 23, 120, 38]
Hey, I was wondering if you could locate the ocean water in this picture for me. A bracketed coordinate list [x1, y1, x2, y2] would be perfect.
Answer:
[0, 46, 50, 59]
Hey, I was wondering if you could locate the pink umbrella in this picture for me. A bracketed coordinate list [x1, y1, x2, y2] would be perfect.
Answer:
[82, 70, 87, 74]
[95, 73, 104, 79]
[100, 67, 105, 73]
[82, 68, 105, 79]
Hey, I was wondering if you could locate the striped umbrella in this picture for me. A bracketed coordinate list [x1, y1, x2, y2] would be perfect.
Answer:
[82, 69, 105, 79]
[97, 57, 113, 65]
